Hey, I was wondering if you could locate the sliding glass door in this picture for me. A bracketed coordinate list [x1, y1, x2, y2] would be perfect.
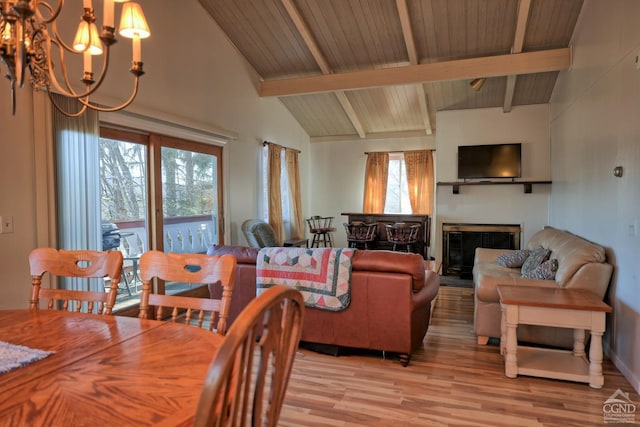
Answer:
[95, 129, 223, 304]
[152, 135, 223, 295]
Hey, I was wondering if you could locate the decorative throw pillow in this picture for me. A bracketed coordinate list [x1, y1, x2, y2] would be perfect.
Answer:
[523, 258, 558, 280]
[520, 246, 551, 277]
[496, 250, 531, 268]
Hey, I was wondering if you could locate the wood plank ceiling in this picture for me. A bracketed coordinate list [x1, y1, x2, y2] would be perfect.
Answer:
[198, 0, 583, 141]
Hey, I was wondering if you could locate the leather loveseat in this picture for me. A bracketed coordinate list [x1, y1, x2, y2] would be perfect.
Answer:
[207, 245, 440, 366]
[473, 226, 613, 348]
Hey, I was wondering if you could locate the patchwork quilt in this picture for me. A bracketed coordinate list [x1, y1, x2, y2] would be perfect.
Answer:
[256, 247, 355, 311]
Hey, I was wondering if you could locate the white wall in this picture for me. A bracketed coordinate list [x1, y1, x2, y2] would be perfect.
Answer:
[0, 0, 309, 309]
[434, 105, 551, 263]
[549, 0, 640, 392]
[310, 135, 435, 248]
[0, 82, 36, 309]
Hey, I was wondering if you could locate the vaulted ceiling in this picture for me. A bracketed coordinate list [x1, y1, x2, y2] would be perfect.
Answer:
[198, 0, 583, 141]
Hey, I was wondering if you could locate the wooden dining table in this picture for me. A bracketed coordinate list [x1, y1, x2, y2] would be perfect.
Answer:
[0, 309, 223, 426]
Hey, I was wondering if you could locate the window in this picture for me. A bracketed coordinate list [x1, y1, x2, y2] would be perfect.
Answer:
[363, 149, 434, 215]
[384, 153, 411, 214]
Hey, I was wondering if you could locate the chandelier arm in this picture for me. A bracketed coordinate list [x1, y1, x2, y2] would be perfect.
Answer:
[33, 0, 65, 25]
[75, 75, 140, 113]
[49, 15, 88, 55]
[16, 17, 27, 88]
[45, 38, 113, 100]
[41, 36, 82, 97]
[11, 79, 16, 115]
[46, 87, 89, 117]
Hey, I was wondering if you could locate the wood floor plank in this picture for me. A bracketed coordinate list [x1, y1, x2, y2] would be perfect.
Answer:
[279, 286, 637, 426]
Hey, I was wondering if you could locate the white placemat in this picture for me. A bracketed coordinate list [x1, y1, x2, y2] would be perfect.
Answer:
[0, 341, 54, 374]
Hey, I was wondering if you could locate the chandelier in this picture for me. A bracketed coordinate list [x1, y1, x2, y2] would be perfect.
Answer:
[0, 0, 150, 116]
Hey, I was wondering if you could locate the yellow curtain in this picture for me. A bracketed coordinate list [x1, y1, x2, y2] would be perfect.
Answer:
[362, 152, 389, 213]
[285, 149, 303, 239]
[404, 150, 434, 214]
[267, 143, 284, 244]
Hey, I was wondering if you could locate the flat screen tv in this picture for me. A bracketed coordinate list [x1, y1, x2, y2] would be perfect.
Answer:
[457, 143, 522, 179]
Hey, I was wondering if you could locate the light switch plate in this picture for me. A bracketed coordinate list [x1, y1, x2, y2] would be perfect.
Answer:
[0, 216, 13, 234]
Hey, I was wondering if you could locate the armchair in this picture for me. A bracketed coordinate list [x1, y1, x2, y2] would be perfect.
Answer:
[241, 219, 281, 248]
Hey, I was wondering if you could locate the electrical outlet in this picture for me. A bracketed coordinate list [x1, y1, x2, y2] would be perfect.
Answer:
[628, 224, 636, 237]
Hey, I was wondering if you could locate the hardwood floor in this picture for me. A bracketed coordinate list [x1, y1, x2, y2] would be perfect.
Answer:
[279, 286, 636, 426]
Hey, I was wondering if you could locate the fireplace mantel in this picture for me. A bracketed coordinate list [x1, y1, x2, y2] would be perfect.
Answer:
[437, 180, 551, 194]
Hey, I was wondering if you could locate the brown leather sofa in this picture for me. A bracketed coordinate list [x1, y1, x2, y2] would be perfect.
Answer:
[207, 245, 440, 366]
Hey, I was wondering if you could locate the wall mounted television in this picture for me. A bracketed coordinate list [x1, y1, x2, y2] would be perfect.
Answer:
[457, 143, 522, 180]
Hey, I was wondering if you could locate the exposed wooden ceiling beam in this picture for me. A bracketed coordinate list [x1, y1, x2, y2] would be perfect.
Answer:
[503, 75, 517, 112]
[504, 0, 531, 113]
[310, 129, 430, 143]
[396, 0, 418, 64]
[512, 0, 530, 53]
[415, 85, 432, 135]
[396, 0, 432, 135]
[280, 0, 365, 138]
[281, 0, 330, 73]
[260, 48, 571, 97]
[334, 92, 366, 138]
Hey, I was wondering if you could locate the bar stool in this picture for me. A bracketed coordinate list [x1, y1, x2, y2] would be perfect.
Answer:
[306, 216, 336, 247]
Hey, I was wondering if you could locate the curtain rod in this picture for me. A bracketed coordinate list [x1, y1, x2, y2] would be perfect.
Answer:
[263, 140, 301, 154]
[364, 149, 435, 155]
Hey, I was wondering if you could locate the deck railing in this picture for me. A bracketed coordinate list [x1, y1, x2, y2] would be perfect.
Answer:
[114, 215, 218, 256]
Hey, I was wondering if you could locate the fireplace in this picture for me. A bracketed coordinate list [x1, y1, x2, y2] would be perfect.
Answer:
[442, 223, 521, 278]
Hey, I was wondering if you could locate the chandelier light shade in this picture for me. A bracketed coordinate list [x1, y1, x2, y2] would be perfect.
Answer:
[73, 21, 103, 54]
[0, 0, 151, 116]
[118, 2, 149, 39]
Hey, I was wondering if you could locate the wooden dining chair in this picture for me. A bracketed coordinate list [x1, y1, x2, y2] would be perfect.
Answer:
[194, 285, 304, 427]
[29, 248, 124, 315]
[138, 251, 237, 334]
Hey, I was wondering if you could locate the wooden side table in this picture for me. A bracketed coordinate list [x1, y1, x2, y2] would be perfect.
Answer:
[497, 285, 612, 389]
